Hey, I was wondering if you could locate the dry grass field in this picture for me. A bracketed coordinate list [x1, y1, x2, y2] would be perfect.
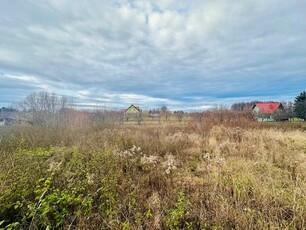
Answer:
[0, 113, 306, 229]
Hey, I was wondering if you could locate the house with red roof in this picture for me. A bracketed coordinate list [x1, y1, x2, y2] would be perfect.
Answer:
[252, 102, 284, 121]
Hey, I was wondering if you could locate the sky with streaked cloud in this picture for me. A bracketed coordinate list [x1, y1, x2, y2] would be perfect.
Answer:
[1, 0, 306, 110]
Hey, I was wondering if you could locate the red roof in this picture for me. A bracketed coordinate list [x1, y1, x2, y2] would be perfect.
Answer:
[254, 102, 282, 114]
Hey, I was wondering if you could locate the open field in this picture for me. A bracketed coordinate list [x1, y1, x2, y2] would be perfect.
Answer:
[0, 117, 306, 229]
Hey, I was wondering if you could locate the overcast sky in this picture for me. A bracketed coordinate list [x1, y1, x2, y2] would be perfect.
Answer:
[1, 0, 306, 110]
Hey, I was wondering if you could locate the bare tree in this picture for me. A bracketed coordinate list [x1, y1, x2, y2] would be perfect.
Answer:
[191, 112, 205, 122]
[16, 91, 69, 125]
[92, 109, 124, 124]
[174, 110, 184, 122]
[161, 106, 170, 120]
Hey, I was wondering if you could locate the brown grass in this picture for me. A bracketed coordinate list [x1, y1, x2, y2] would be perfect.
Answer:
[0, 112, 305, 229]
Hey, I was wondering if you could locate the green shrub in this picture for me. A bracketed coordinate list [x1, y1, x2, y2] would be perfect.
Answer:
[166, 190, 191, 230]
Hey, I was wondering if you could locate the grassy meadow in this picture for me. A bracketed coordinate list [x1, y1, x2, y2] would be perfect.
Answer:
[0, 112, 306, 229]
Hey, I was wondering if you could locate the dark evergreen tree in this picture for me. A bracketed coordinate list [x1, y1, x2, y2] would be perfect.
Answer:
[294, 91, 306, 120]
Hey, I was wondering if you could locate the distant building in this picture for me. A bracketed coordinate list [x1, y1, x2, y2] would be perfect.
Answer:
[252, 102, 283, 121]
[125, 104, 141, 114]
[124, 104, 142, 122]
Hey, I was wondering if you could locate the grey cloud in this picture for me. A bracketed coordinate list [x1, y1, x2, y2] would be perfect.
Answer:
[1, 0, 306, 108]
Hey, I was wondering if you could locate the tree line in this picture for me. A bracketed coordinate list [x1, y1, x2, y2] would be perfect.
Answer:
[2, 91, 306, 126]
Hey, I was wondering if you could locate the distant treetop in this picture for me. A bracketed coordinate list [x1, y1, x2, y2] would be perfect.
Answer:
[294, 91, 306, 120]
[1, 107, 17, 112]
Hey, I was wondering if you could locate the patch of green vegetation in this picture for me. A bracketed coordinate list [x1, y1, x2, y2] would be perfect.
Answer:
[18, 146, 56, 158]
[166, 190, 192, 230]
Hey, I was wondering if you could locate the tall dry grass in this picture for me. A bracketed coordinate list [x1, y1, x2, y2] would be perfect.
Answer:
[0, 111, 305, 229]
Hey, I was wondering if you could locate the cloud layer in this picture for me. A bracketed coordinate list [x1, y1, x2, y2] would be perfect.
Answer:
[1, 0, 306, 110]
